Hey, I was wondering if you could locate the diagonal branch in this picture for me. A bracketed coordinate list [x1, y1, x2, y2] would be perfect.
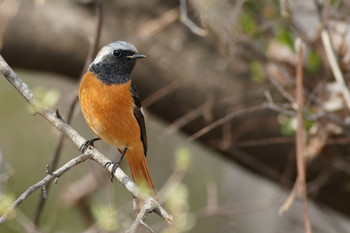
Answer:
[321, 29, 350, 112]
[0, 55, 172, 229]
[179, 0, 208, 37]
[33, 0, 104, 224]
[187, 105, 266, 141]
[313, 0, 350, 112]
[0, 152, 91, 224]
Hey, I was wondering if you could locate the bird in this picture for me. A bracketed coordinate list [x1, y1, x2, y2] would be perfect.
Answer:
[78, 41, 155, 195]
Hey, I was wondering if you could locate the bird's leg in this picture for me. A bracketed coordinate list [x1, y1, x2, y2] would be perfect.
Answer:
[79, 137, 101, 153]
[105, 147, 128, 182]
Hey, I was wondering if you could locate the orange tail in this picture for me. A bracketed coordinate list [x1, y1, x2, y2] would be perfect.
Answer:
[126, 148, 155, 195]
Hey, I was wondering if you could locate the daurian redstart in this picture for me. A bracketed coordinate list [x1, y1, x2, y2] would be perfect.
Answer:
[79, 41, 154, 194]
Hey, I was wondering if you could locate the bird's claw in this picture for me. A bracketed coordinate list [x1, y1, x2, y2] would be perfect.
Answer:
[80, 137, 101, 153]
[105, 161, 122, 182]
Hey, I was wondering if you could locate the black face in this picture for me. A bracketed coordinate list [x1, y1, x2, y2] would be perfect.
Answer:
[89, 49, 138, 85]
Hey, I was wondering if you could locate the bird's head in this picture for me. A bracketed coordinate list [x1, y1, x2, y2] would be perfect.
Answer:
[89, 41, 146, 84]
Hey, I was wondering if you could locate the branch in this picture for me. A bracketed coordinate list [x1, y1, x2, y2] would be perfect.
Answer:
[179, 0, 208, 37]
[0, 153, 91, 224]
[187, 105, 266, 141]
[142, 81, 180, 108]
[0, 55, 172, 229]
[314, 0, 350, 112]
[127, 200, 157, 233]
[321, 29, 350, 112]
[137, 7, 179, 41]
[33, 0, 104, 224]
[294, 39, 312, 233]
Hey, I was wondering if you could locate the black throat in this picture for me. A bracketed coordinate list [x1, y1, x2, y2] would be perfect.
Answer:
[89, 62, 132, 85]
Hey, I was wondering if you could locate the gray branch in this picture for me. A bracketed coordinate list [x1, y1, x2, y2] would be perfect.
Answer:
[0, 55, 172, 230]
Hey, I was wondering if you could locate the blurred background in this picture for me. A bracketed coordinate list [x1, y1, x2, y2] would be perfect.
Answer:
[1, 0, 350, 232]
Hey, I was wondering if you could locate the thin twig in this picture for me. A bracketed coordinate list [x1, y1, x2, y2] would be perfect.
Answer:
[188, 105, 266, 141]
[127, 200, 154, 233]
[232, 137, 294, 147]
[272, 64, 347, 127]
[314, 0, 350, 112]
[279, 177, 300, 215]
[81, 0, 103, 75]
[224, 146, 292, 186]
[137, 7, 179, 41]
[195, 193, 283, 220]
[179, 0, 208, 37]
[142, 81, 180, 108]
[0, 55, 172, 229]
[32, 0, 103, 224]
[165, 95, 213, 135]
[267, 75, 296, 107]
[165, 105, 204, 135]
[32, 100, 76, 224]
[187, 93, 341, 142]
[294, 39, 312, 233]
[321, 29, 350, 112]
[0, 153, 91, 224]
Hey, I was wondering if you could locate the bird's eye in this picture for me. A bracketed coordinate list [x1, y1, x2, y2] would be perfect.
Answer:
[113, 49, 122, 57]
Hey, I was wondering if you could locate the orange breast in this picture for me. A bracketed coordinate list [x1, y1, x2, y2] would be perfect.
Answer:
[79, 71, 141, 150]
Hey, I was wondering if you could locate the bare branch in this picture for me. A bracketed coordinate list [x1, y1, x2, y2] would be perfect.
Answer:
[137, 7, 179, 41]
[294, 39, 312, 233]
[33, 0, 104, 224]
[0, 152, 91, 224]
[142, 81, 180, 108]
[188, 105, 266, 141]
[267, 75, 296, 107]
[128, 201, 157, 233]
[0, 55, 172, 229]
[321, 29, 350, 112]
[279, 177, 301, 215]
[314, 0, 350, 112]
[270, 64, 347, 127]
[165, 95, 214, 135]
[179, 0, 208, 37]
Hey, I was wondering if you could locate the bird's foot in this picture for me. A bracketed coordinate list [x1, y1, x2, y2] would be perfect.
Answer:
[79, 137, 101, 153]
[105, 161, 121, 183]
[105, 147, 128, 182]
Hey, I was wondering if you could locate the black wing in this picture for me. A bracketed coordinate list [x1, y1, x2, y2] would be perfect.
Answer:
[130, 81, 148, 156]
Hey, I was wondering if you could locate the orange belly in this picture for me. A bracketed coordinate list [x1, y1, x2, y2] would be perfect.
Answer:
[78, 71, 141, 150]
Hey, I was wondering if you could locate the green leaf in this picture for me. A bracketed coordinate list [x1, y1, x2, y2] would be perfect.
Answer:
[278, 115, 297, 136]
[307, 50, 322, 74]
[304, 119, 314, 132]
[278, 114, 315, 135]
[92, 204, 118, 231]
[27, 86, 61, 114]
[175, 147, 192, 172]
[277, 26, 294, 51]
[239, 12, 257, 35]
[42, 89, 60, 108]
[0, 194, 15, 219]
[250, 60, 265, 83]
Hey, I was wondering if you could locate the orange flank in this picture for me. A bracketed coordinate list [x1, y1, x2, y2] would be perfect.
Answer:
[79, 71, 155, 193]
